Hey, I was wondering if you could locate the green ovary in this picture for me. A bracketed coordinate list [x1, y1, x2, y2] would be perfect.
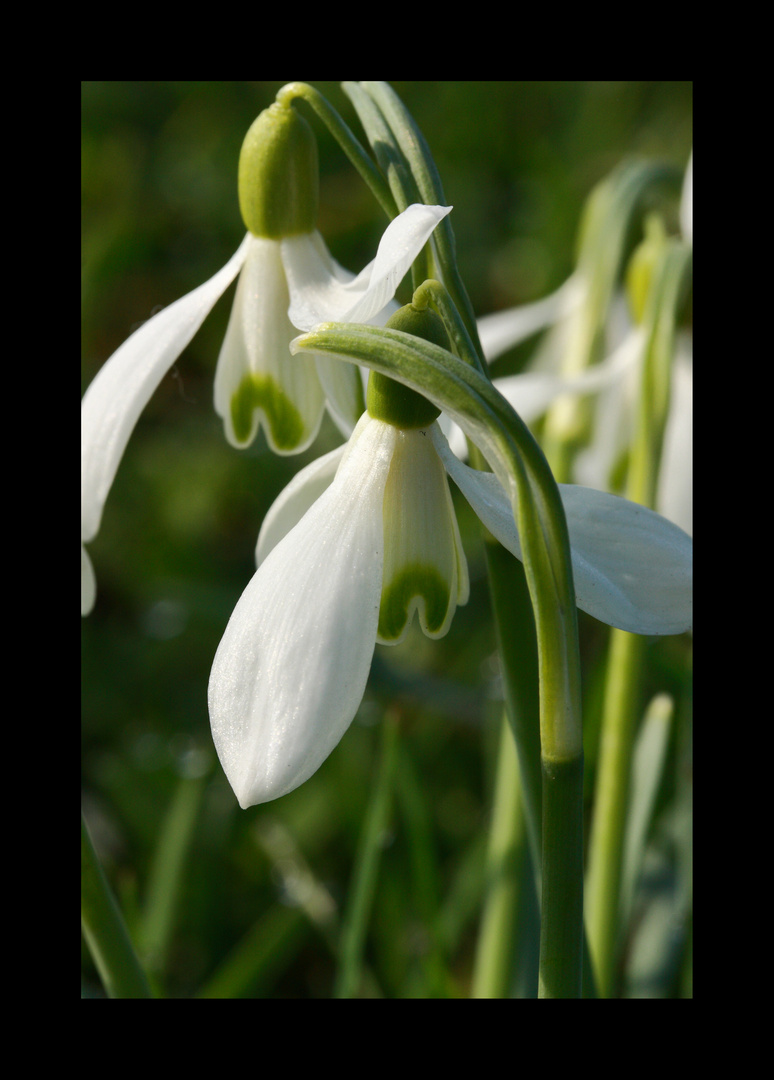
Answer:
[378, 563, 451, 641]
[230, 372, 305, 449]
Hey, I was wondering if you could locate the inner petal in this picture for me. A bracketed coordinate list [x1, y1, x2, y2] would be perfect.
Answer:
[378, 427, 467, 645]
[214, 236, 325, 452]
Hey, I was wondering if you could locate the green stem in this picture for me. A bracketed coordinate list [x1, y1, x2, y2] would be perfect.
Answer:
[483, 541, 542, 869]
[472, 712, 531, 998]
[539, 755, 585, 998]
[276, 82, 398, 221]
[139, 773, 206, 983]
[81, 811, 154, 999]
[585, 239, 691, 996]
[357, 82, 484, 355]
[585, 628, 644, 996]
[334, 712, 400, 998]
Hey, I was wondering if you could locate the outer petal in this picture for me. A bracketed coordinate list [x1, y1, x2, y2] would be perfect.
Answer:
[283, 204, 452, 331]
[82, 235, 251, 542]
[214, 235, 325, 452]
[208, 415, 398, 807]
[255, 443, 346, 565]
[430, 427, 692, 636]
[81, 544, 96, 617]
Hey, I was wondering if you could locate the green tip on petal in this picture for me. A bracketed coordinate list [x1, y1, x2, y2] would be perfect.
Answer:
[378, 563, 452, 642]
[230, 371, 306, 450]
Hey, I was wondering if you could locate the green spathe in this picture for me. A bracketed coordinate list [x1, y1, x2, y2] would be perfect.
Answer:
[230, 370, 305, 450]
[367, 304, 447, 429]
[238, 102, 319, 239]
[378, 562, 451, 641]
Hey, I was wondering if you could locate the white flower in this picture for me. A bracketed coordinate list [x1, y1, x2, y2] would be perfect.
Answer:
[81, 204, 451, 615]
[473, 156, 694, 536]
[209, 409, 692, 808]
[215, 205, 451, 450]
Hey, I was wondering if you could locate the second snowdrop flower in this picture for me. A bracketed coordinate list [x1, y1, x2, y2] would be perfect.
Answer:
[216, 100, 449, 451]
[81, 94, 450, 613]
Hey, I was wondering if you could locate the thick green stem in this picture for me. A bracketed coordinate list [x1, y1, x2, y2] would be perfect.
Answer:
[81, 811, 154, 999]
[585, 628, 644, 996]
[538, 755, 585, 998]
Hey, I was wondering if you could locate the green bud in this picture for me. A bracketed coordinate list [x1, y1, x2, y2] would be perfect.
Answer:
[367, 304, 449, 429]
[625, 214, 669, 325]
[238, 102, 319, 239]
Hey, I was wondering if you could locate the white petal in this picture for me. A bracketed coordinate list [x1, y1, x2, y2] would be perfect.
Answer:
[214, 236, 325, 452]
[558, 485, 692, 635]
[378, 426, 468, 645]
[81, 544, 96, 616]
[494, 328, 641, 427]
[314, 354, 364, 438]
[477, 275, 584, 362]
[283, 205, 452, 331]
[208, 415, 398, 807]
[82, 235, 251, 542]
[255, 443, 346, 565]
[570, 327, 645, 491]
[431, 427, 692, 636]
[656, 340, 692, 535]
[680, 153, 693, 243]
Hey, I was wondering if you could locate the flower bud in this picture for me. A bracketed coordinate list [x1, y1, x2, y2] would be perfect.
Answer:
[625, 214, 668, 325]
[367, 304, 449, 429]
[238, 102, 319, 239]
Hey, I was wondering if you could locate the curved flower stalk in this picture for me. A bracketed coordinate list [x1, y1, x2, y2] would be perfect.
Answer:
[209, 314, 691, 810]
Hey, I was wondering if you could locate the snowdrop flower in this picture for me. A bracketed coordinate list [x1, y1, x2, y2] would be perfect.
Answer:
[208, 304, 692, 808]
[474, 155, 693, 535]
[81, 95, 451, 614]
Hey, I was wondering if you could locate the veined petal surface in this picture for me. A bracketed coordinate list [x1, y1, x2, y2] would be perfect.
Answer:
[255, 443, 346, 565]
[209, 415, 398, 807]
[431, 427, 692, 636]
[214, 235, 325, 452]
[378, 426, 468, 645]
[82, 234, 251, 542]
[283, 204, 452, 331]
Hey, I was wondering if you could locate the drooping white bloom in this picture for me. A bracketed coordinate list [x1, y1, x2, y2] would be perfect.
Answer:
[473, 156, 694, 536]
[209, 408, 692, 809]
[209, 412, 468, 807]
[81, 204, 451, 615]
[215, 206, 452, 451]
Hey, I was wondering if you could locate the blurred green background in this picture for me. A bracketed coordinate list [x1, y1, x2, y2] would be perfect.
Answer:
[81, 81, 692, 998]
